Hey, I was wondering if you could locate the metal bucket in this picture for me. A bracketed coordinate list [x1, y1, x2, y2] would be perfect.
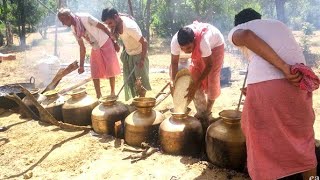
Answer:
[0, 77, 36, 109]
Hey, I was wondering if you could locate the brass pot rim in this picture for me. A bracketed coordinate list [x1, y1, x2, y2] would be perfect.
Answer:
[132, 97, 156, 108]
[43, 90, 59, 98]
[70, 87, 86, 95]
[99, 96, 117, 106]
[30, 88, 40, 95]
[219, 110, 241, 120]
[170, 107, 191, 118]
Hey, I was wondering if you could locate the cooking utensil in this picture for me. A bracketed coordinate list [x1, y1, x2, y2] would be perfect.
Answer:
[0, 77, 36, 109]
[236, 69, 248, 111]
[116, 65, 137, 98]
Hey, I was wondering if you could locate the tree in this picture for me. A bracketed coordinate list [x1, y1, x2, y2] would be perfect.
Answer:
[275, 0, 287, 23]
[0, 0, 13, 45]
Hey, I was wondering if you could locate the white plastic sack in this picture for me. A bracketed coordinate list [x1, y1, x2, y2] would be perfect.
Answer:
[34, 55, 61, 88]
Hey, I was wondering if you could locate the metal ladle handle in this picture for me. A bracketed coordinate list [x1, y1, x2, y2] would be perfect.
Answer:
[236, 69, 248, 112]
[30, 76, 35, 84]
[116, 64, 136, 97]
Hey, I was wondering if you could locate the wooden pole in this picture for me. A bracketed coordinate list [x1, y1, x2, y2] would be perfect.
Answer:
[128, 0, 134, 17]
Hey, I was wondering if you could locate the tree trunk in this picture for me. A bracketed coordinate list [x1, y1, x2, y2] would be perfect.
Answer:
[58, 0, 66, 8]
[145, 0, 152, 43]
[128, 0, 134, 17]
[165, 0, 174, 36]
[17, 0, 26, 47]
[275, 0, 287, 23]
[6, 22, 13, 45]
[2, 0, 12, 46]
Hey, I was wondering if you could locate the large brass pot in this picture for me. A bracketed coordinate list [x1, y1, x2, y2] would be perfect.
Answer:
[125, 97, 165, 147]
[91, 97, 130, 135]
[206, 110, 246, 171]
[22, 88, 46, 117]
[159, 108, 203, 156]
[41, 90, 65, 121]
[62, 88, 98, 126]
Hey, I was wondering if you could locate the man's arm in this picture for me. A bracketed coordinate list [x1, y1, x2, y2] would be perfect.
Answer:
[171, 54, 180, 81]
[231, 29, 301, 85]
[96, 22, 120, 52]
[198, 56, 213, 82]
[77, 38, 86, 74]
[185, 55, 212, 101]
[96, 22, 112, 37]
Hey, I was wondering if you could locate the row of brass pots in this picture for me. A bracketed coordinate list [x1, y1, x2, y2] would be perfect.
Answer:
[23, 91, 246, 172]
[22, 88, 98, 125]
[123, 98, 203, 156]
[94, 97, 246, 171]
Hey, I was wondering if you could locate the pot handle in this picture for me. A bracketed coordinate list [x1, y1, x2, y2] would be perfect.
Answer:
[30, 76, 35, 84]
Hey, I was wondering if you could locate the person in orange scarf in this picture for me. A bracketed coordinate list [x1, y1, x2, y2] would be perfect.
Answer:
[170, 21, 225, 127]
[228, 8, 318, 180]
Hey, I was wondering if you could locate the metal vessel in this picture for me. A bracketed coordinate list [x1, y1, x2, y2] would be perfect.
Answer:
[159, 108, 203, 156]
[62, 88, 98, 126]
[92, 96, 130, 135]
[22, 88, 46, 117]
[124, 97, 165, 147]
[41, 90, 65, 121]
[206, 110, 246, 171]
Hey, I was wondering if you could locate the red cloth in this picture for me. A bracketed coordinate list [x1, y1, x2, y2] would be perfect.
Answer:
[242, 79, 317, 180]
[291, 63, 319, 92]
[190, 45, 224, 100]
[190, 21, 209, 90]
[72, 15, 86, 38]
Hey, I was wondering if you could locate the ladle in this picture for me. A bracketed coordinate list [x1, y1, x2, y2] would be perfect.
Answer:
[236, 68, 248, 112]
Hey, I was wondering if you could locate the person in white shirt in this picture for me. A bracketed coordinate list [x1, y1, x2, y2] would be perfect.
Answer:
[101, 8, 151, 101]
[228, 8, 317, 180]
[170, 21, 225, 127]
[58, 8, 121, 99]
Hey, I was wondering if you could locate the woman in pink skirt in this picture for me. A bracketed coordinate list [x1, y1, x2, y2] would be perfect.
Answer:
[58, 8, 121, 98]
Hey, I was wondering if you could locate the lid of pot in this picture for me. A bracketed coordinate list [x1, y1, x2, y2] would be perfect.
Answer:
[43, 89, 58, 97]
[219, 110, 241, 120]
[172, 69, 192, 114]
[70, 87, 86, 95]
[99, 95, 117, 105]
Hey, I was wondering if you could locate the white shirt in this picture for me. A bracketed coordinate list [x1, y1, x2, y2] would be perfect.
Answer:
[72, 13, 109, 50]
[119, 16, 143, 55]
[171, 23, 224, 57]
[228, 19, 306, 85]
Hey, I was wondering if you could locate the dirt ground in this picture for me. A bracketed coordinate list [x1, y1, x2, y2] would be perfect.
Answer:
[0, 27, 319, 180]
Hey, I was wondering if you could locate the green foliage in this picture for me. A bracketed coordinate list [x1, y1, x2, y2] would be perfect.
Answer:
[302, 22, 315, 35]
[0, 0, 320, 45]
